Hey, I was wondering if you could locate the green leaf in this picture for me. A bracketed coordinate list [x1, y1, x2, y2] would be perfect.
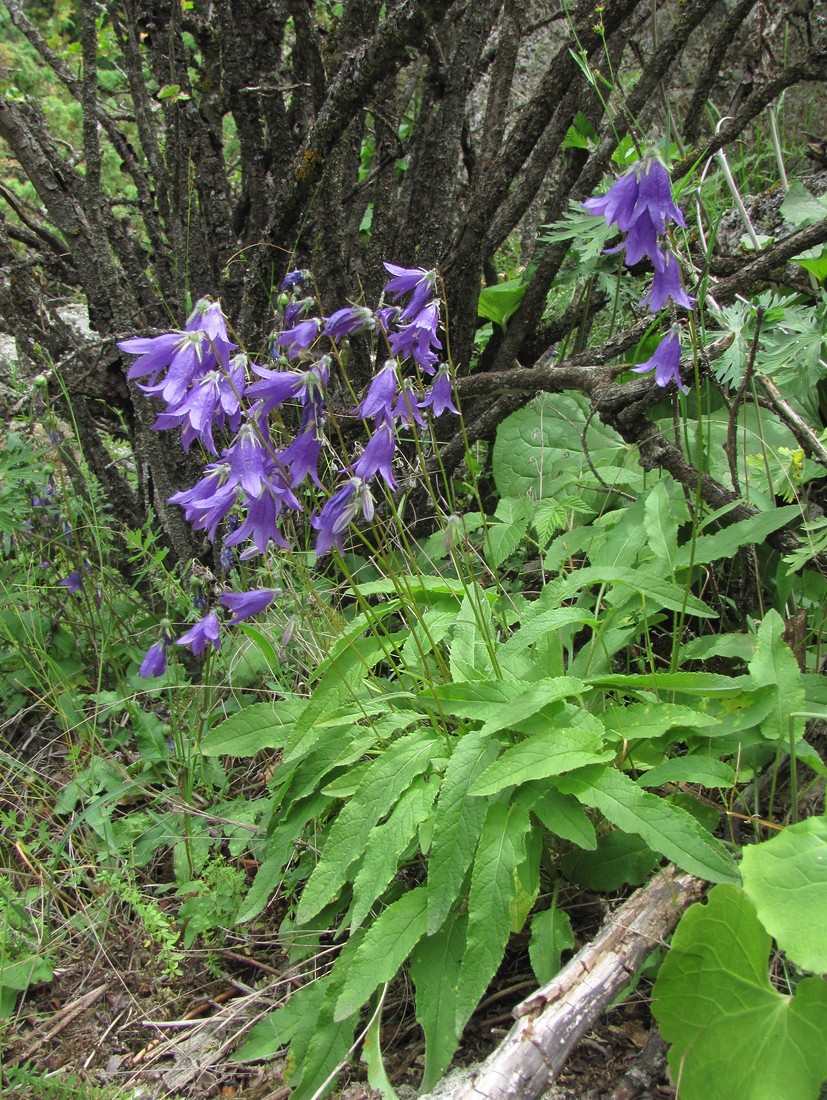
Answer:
[561, 831, 658, 890]
[410, 914, 467, 1091]
[202, 698, 304, 756]
[477, 280, 526, 331]
[528, 903, 573, 984]
[748, 609, 806, 742]
[284, 634, 396, 763]
[427, 730, 500, 934]
[471, 723, 610, 797]
[233, 979, 326, 1061]
[552, 767, 737, 883]
[500, 606, 595, 658]
[335, 887, 429, 1021]
[653, 884, 827, 1100]
[741, 818, 827, 974]
[449, 588, 498, 682]
[478, 677, 587, 737]
[456, 799, 533, 1033]
[780, 181, 827, 228]
[637, 756, 736, 789]
[349, 777, 437, 932]
[675, 505, 802, 569]
[531, 788, 597, 850]
[603, 702, 716, 743]
[296, 729, 437, 925]
[644, 482, 678, 573]
[361, 990, 398, 1100]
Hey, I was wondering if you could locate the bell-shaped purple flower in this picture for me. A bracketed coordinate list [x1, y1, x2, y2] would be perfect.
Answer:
[355, 360, 398, 424]
[312, 478, 375, 557]
[584, 159, 685, 236]
[383, 262, 438, 320]
[140, 629, 171, 679]
[324, 306, 376, 342]
[353, 423, 398, 490]
[218, 588, 277, 625]
[176, 610, 221, 656]
[392, 378, 426, 427]
[278, 430, 324, 487]
[638, 251, 696, 313]
[388, 301, 442, 373]
[274, 318, 320, 360]
[631, 327, 687, 392]
[420, 367, 458, 417]
[58, 571, 83, 594]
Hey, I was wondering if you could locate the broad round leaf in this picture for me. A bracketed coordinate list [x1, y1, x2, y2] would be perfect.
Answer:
[741, 817, 827, 974]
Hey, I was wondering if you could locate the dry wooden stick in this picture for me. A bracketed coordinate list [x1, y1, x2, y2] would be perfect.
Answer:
[456, 865, 706, 1100]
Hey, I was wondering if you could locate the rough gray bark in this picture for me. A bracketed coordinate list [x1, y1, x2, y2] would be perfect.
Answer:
[455, 866, 706, 1100]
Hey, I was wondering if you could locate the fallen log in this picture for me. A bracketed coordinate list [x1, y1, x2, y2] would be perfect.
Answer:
[456, 864, 706, 1100]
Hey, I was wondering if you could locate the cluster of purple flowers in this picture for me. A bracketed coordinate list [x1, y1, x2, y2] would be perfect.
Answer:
[583, 158, 694, 393]
[119, 262, 458, 676]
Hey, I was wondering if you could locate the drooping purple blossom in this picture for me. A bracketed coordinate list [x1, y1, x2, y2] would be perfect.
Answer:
[388, 301, 442, 373]
[218, 588, 278, 625]
[324, 306, 376, 342]
[281, 269, 310, 290]
[278, 430, 324, 487]
[58, 570, 83, 593]
[420, 367, 458, 417]
[274, 318, 320, 360]
[382, 263, 438, 320]
[223, 478, 300, 558]
[631, 327, 687, 392]
[176, 610, 222, 656]
[312, 478, 375, 556]
[355, 360, 398, 423]
[353, 423, 398, 490]
[638, 250, 696, 313]
[140, 628, 172, 679]
[392, 378, 426, 427]
[583, 159, 685, 236]
[169, 464, 238, 541]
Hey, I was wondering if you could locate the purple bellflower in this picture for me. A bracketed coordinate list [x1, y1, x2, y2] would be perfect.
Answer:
[278, 430, 324, 487]
[274, 318, 320, 360]
[382, 263, 438, 320]
[638, 251, 696, 313]
[631, 327, 687, 392]
[140, 626, 172, 679]
[176, 610, 221, 656]
[420, 367, 458, 417]
[388, 301, 442, 373]
[312, 478, 375, 556]
[355, 360, 398, 424]
[353, 423, 398, 490]
[583, 159, 685, 236]
[218, 588, 278, 625]
[392, 378, 426, 428]
[58, 570, 83, 593]
[324, 306, 376, 342]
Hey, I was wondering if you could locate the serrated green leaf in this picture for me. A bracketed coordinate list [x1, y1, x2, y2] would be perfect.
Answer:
[552, 766, 737, 883]
[748, 609, 806, 742]
[644, 482, 678, 573]
[741, 818, 827, 973]
[528, 903, 573, 984]
[284, 634, 397, 763]
[449, 588, 498, 682]
[236, 792, 329, 923]
[456, 799, 533, 1033]
[349, 777, 437, 932]
[653, 884, 827, 1100]
[500, 607, 595, 659]
[562, 830, 658, 890]
[471, 723, 610, 797]
[637, 756, 736, 789]
[427, 730, 500, 934]
[675, 505, 802, 569]
[603, 701, 716, 743]
[233, 979, 326, 1062]
[201, 698, 304, 756]
[410, 914, 467, 1091]
[335, 887, 429, 1021]
[531, 788, 597, 850]
[478, 677, 587, 737]
[296, 730, 437, 925]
